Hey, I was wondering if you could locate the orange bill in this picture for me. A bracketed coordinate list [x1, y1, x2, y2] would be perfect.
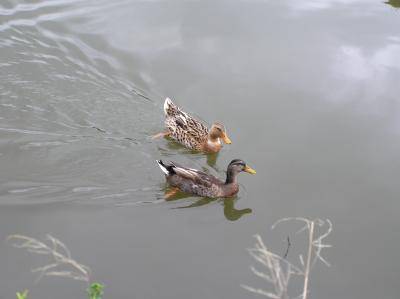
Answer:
[222, 132, 232, 144]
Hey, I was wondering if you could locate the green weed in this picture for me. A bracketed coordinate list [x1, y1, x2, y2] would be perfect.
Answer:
[88, 283, 104, 299]
[16, 290, 29, 299]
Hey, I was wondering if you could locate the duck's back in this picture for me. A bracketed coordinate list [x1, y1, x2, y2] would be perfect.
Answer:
[164, 98, 209, 150]
[157, 160, 241, 198]
[167, 169, 223, 197]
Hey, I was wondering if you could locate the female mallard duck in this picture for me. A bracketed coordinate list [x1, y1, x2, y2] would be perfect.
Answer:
[156, 98, 232, 153]
[157, 159, 256, 198]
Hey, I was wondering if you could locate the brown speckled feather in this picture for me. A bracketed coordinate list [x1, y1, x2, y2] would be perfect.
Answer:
[164, 98, 209, 150]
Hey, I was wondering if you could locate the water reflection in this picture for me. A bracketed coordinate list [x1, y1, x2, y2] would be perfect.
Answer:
[286, 0, 374, 11]
[158, 138, 221, 169]
[164, 189, 252, 221]
[206, 152, 219, 167]
[222, 198, 252, 221]
[330, 42, 400, 116]
[385, 0, 400, 8]
[2, 0, 400, 297]
[336, 43, 400, 79]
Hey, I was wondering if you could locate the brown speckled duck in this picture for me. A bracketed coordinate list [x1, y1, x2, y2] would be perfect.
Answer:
[157, 159, 256, 198]
[155, 98, 232, 153]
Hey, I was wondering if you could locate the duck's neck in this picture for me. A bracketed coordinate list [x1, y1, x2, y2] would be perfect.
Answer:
[204, 138, 222, 153]
[225, 169, 238, 185]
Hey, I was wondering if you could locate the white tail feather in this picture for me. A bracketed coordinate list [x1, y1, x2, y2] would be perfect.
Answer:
[157, 160, 169, 175]
[164, 98, 173, 115]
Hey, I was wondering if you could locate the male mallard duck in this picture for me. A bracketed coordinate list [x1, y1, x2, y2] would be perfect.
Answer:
[155, 98, 232, 153]
[157, 159, 256, 198]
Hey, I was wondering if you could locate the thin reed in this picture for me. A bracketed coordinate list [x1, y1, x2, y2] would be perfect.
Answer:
[7, 234, 91, 283]
[242, 218, 332, 299]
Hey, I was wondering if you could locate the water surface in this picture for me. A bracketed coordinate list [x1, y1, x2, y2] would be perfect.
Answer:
[1, 1, 399, 298]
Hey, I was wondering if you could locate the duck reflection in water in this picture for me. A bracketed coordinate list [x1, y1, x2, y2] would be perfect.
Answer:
[164, 189, 252, 221]
[158, 139, 220, 169]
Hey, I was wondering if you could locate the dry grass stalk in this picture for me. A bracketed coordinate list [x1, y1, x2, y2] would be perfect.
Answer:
[241, 234, 302, 299]
[242, 218, 332, 299]
[7, 234, 91, 283]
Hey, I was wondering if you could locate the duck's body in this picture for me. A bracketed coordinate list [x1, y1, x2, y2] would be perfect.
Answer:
[163, 98, 231, 153]
[157, 159, 256, 198]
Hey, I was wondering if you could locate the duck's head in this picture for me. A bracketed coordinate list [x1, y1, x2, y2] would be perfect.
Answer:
[209, 123, 232, 144]
[225, 159, 256, 184]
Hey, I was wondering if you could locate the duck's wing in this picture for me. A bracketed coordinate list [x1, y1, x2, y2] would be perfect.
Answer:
[164, 98, 209, 137]
[171, 162, 221, 187]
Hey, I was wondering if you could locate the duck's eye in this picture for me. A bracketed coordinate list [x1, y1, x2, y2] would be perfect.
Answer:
[216, 127, 222, 131]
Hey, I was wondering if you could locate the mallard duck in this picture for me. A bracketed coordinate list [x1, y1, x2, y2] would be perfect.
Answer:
[157, 159, 256, 198]
[155, 98, 232, 153]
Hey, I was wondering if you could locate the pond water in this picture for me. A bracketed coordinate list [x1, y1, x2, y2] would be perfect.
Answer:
[1, 0, 400, 298]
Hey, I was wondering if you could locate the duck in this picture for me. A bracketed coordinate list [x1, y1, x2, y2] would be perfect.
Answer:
[157, 159, 256, 198]
[154, 98, 232, 153]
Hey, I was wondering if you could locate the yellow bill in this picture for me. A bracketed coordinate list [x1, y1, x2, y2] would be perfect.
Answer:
[222, 133, 232, 144]
[244, 165, 256, 174]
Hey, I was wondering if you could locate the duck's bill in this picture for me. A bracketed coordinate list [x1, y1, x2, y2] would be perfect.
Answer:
[244, 166, 256, 174]
[222, 133, 232, 144]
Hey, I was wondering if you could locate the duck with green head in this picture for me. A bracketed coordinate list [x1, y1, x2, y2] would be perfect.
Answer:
[157, 159, 256, 198]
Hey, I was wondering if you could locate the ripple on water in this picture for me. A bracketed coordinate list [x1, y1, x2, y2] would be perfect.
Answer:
[72, 186, 107, 192]
[0, 0, 164, 207]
